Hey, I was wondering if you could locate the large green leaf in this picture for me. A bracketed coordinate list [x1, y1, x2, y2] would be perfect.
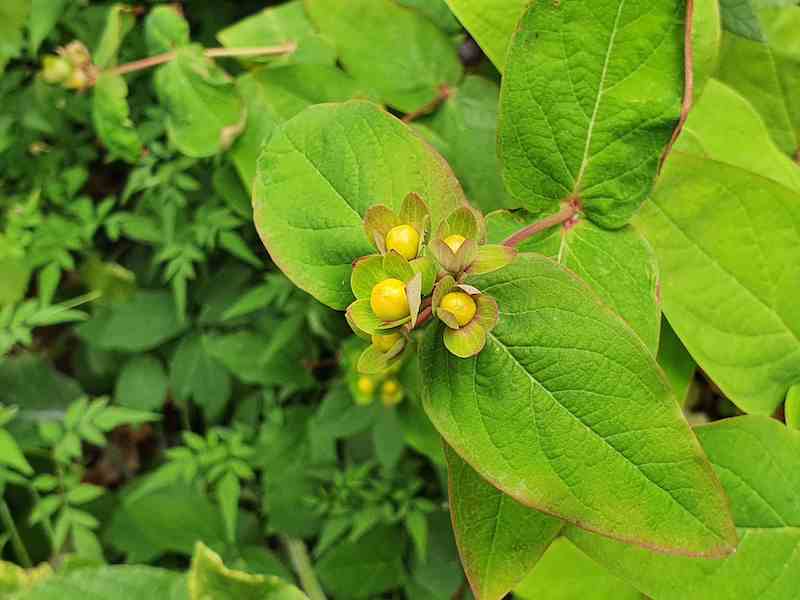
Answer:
[514, 537, 642, 600]
[10, 566, 187, 600]
[657, 319, 696, 407]
[28, 0, 68, 55]
[253, 100, 467, 310]
[498, 0, 684, 228]
[305, 0, 463, 113]
[444, 0, 526, 71]
[232, 65, 371, 187]
[144, 5, 190, 54]
[717, 1, 800, 155]
[569, 416, 800, 599]
[421, 254, 736, 556]
[635, 81, 800, 414]
[154, 45, 246, 158]
[486, 213, 661, 354]
[692, 0, 722, 102]
[397, 0, 461, 33]
[445, 445, 561, 600]
[189, 543, 308, 600]
[420, 76, 514, 213]
[92, 74, 142, 164]
[217, 0, 335, 67]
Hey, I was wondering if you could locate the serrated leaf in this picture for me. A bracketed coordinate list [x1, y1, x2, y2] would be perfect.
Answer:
[514, 537, 642, 600]
[305, 0, 462, 113]
[115, 354, 168, 411]
[445, 445, 562, 600]
[189, 542, 308, 600]
[217, 1, 335, 68]
[421, 76, 514, 213]
[421, 254, 736, 557]
[568, 416, 800, 599]
[154, 45, 246, 158]
[253, 100, 467, 310]
[444, 0, 526, 71]
[499, 0, 684, 228]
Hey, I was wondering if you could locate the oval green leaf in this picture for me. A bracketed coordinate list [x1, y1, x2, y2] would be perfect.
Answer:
[421, 254, 736, 557]
[253, 100, 467, 309]
[92, 74, 142, 164]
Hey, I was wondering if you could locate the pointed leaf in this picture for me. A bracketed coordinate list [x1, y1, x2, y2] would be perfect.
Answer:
[421, 254, 736, 556]
[499, 0, 684, 227]
[467, 245, 516, 277]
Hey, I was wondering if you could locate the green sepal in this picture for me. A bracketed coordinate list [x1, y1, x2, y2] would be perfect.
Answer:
[398, 192, 431, 243]
[436, 206, 484, 242]
[345, 310, 371, 340]
[437, 307, 461, 330]
[351, 255, 387, 299]
[357, 337, 406, 375]
[443, 319, 487, 358]
[364, 204, 403, 253]
[467, 244, 517, 276]
[407, 272, 423, 327]
[411, 255, 436, 296]
[346, 298, 409, 336]
[428, 239, 460, 274]
[382, 251, 415, 281]
[431, 276, 457, 311]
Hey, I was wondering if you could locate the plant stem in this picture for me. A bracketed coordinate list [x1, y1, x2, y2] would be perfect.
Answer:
[281, 535, 327, 600]
[0, 499, 32, 568]
[97, 42, 297, 81]
[502, 200, 580, 249]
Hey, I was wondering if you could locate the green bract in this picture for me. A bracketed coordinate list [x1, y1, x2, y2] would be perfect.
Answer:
[431, 276, 498, 358]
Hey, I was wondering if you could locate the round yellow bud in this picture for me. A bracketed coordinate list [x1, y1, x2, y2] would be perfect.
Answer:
[443, 234, 467, 254]
[372, 332, 402, 353]
[381, 379, 403, 406]
[64, 68, 89, 90]
[370, 278, 410, 322]
[357, 376, 375, 396]
[41, 55, 72, 84]
[385, 224, 420, 261]
[440, 291, 477, 327]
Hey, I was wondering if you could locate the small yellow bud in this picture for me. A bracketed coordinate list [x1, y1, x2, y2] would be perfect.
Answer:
[357, 376, 375, 396]
[381, 379, 403, 406]
[443, 234, 467, 254]
[385, 224, 420, 261]
[370, 278, 410, 321]
[372, 332, 402, 353]
[440, 291, 477, 327]
[63, 68, 89, 91]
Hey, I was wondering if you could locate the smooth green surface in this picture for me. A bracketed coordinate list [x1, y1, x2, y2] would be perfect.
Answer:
[305, 0, 462, 113]
[569, 416, 800, 599]
[422, 76, 514, 213]
[253, 100, 466, 310]
[692, 0, 722, 102]
[421, 254, 736, 556]
[657, 319, 696, 407]
[189, 543, 308, 600]
[169, 334, 231, 421]
[154, 45, 246, 158]
[316, 525, 406, 599]
[28, 0, 67, 54]
[217, 1, 335, 67]
[0, 0, 30, 74]
[514, 538, 642, 600]
[144, 5, 190, 54]
[397, 0, 461, 33]
[499, 0, 683, 228]
[486, 214, 660, 354]
[717, 3, 800, 155]
[233, 65, 369, 187]
[92, 74, 142, 164]
[786, 385, 800, 430]
[10, 566, 187, 600]
[636, 82, 800, 413]
[114, 354, 168, 411]
[446, 445, 561, 600]
[445, 0, 526, 70]
[93, 4, 136, 69]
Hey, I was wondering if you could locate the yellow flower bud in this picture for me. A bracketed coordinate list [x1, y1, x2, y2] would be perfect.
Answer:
[370, 278, 410, 321]
[372, 332, 402, 353]
[357, 376, 375, 396]
[385, 224, 420, 261]
[381, 379, 403, 407]
[440, 291, 477, 327]
[63, 68, 89, 91]
[443, 234, 466, 254]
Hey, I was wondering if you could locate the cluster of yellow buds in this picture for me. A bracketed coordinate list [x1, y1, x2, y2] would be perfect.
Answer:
[40, 41, 96, 91]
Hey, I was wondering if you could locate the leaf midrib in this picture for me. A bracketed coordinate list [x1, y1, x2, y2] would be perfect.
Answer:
[485, 329, 726, 543]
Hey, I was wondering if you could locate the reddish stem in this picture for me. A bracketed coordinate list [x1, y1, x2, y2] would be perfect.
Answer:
[660, 0, 694, 171]
[502, 199, 580, 249]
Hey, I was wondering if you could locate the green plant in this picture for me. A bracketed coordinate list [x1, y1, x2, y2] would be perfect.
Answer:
[0, 0, 799, 599]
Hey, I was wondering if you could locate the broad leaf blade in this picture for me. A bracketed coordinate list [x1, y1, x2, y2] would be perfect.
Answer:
[445, 445, 561, 600]
[422, 254, 736, 556]
[569, 416, 800, 599]
[499, 0, 684, 227]
[253, 100, 467, 310]
[444, 0, 527, 71]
